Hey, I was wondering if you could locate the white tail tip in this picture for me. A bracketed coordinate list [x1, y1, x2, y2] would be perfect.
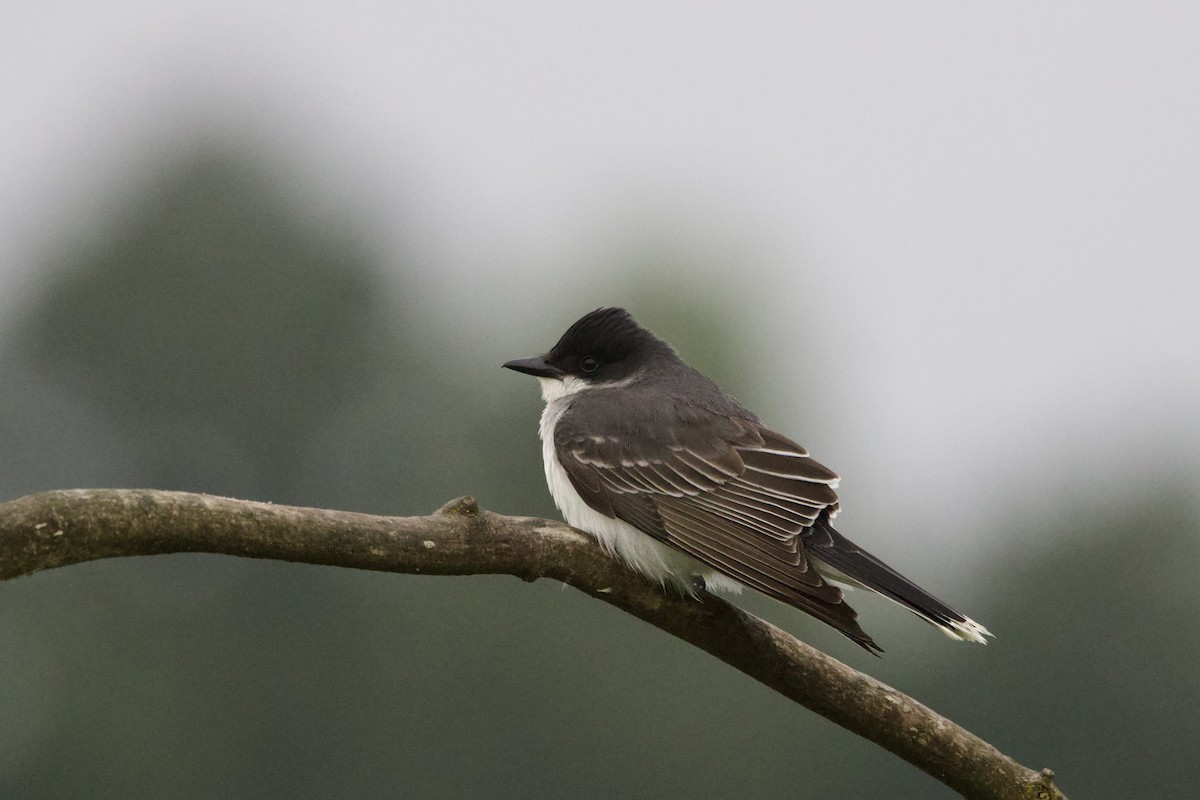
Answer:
[939, 616, 993, 644]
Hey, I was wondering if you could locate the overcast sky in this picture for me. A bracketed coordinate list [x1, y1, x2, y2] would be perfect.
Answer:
[3, 2, 1197, 559]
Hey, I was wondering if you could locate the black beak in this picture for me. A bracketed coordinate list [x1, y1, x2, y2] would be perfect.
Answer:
[502, 355, 564, 379]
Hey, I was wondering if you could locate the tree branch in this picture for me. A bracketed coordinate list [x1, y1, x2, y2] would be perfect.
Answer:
[0, 489, 1064, 800]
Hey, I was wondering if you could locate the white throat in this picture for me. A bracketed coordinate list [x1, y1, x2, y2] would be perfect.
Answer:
[537, 375, 589, 404]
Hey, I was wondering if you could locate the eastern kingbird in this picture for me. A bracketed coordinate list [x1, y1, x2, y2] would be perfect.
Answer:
[503, 307, 990, 653]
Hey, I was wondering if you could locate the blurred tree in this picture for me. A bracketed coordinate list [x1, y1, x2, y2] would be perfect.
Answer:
[931, 487, 1200, 798]
[3, 145, 1193, 799]
[0, 145, 543, 799]
[803, 484, 1200, 799]
[12, 150, 395, 503]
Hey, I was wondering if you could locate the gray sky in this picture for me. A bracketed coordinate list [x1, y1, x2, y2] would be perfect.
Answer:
[3, 1, 1197, 560]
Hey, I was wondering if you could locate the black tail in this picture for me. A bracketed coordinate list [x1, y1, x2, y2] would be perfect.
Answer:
[802, 516, 991, 643]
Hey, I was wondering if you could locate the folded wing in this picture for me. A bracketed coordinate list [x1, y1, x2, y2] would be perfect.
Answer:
[554, 401, 881, 653]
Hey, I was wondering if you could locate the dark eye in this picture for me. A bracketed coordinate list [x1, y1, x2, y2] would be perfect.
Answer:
[580, 355, 600, 373]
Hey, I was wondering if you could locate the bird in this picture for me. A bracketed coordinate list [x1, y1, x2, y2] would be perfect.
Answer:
[503, 307, 991, 653]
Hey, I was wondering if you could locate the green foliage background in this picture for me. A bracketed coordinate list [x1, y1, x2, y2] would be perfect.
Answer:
[1, 149, 1196, 799]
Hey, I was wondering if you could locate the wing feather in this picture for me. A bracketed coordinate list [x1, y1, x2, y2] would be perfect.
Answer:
[656, 501, 823, 592]
[719, 481, 824, 521]
[687, 492, 803, 541]
[553, 392, 881, 652]
[660, 498, 803, 563]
